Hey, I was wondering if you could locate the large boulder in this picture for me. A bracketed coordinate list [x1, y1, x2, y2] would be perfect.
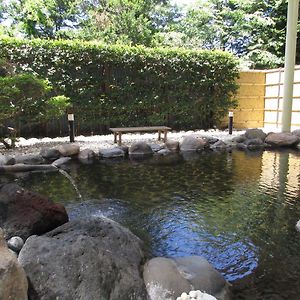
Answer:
[165, 140, 180, 152]
[245, 128, 267, 141]
[180, 136, 209, 152]
[40, 148, 61, 161]
[14, 154, 45, 165]
[143, 256, 231, 300]
[0, 183, 68, 239]
[129, 142, 153, 157]
[19, 218, 148, 300]
[265, 132, 299, 147]
[0, 228, 28, 300]
[57, 144, 80, 157]
[78, 149, 95, 162]
[0, 155, 15, 166]
[243, 138, 264, 150]
[292, 129, 300, 137]
[99, 147, 125, 159]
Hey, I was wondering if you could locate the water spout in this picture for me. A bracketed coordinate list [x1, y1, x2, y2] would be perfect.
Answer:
[54, 167, 82, 200]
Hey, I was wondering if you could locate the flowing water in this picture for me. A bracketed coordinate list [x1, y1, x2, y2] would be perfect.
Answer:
[6, 149, 300, 299]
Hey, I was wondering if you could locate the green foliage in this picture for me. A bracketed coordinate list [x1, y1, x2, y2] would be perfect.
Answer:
[0, 37, 239, 132]
[0, 57, 70, 146]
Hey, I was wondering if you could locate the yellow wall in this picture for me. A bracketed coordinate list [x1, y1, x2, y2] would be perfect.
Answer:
[222, 70, 265, 129]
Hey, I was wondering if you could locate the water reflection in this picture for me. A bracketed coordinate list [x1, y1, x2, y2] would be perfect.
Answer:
[12, 150, 300, 298]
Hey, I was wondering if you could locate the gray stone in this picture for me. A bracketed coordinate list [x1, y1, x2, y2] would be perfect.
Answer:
[0, 155, 15, 166]
[19, 218, 148, 300]
[210, 140, 227, 149]
[40, 148, 61, 161]
[52, 157, 72, 167]
[157, 149, 172, 156]
[57, 144, 80, 156]
[99, 147, 125, 158]
[15, 154, 45, 165]
[7, 236, 24, 253]
[78, 149, 95, 161]
[129, 142, 153, 156]
[244, 138, 264, 150]
[203, 136, 219, 144]
[180, 136, 209, 152]
[245, 128, 267, 141]
[150, 144, 164, 152]
[265, 132, 299, 147]
[232, 134, 246, 143]
[144, 256, 230, 300]
[0, 183, 68, 240]
[165, 140, 180, 152]
[292, 129, 300, 137]
[0, 228, 28, 300]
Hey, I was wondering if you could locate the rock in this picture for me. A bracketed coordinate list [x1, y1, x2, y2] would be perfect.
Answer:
[203, 136, 219, 144]
[157, 149, 172, 156]
[19, 218, 148, 300]
[180, 136, 209, 152]
[296, 220, 300, 232]
[99, 147, 125, 159]
[265, 132, 299, 147]
[118, 145, 129, 155]
[245, 128, 267, 141]
[78, 149, 95, 161]
[144, 256, 231, 300]
[232, 134, 246, 143]
[14, 154, 45, 165]
[210, 140, 227, 150]
[0, 183, 68, 239]
[0, 163, 57, 173]
[244, 138, 264, 150]
[7, 236, 24, 253]
[57, 144, 80, 156]
[129, 142, 153, 157]
[0, 228, 28, 300]
[52, 157, 72, 167]
[150, 144, 164, 152]
[165, 140, 180, 152]
[40, 148, 61, 161]
[292, 129, 300, 137]
[0, 155, 15, 166]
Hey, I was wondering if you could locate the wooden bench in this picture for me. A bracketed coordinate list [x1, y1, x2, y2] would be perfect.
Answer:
[109, 126, 172, 145]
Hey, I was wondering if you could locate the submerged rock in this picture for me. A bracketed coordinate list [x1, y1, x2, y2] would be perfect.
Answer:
[144, 256, 231, 300]
[0, 183, 68, 239]
[0, 229, 28, 300]
[19, 218, 148, 300]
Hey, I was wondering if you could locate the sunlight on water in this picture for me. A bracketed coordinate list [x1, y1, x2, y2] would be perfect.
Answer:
[15, 150, 300, 299]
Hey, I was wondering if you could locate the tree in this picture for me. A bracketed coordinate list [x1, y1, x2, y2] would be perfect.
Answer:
[0, 59, 70, 148]
[3, 0, 85, 39]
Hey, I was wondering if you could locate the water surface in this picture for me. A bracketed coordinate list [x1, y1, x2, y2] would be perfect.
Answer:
[10, 149, 300, 299]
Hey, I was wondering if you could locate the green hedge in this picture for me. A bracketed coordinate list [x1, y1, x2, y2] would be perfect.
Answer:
[0, 37, 239, 134]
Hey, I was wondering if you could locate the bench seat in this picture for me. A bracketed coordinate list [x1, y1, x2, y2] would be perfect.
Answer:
[109, 126, 171, 145]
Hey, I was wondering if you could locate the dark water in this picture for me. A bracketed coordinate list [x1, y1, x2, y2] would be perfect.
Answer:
[6, 149, 300, 299]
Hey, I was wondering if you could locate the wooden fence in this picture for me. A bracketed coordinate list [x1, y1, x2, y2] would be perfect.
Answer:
[226, 66, 300, 130]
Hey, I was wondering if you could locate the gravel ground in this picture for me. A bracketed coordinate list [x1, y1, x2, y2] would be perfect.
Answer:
[0, 129, 245, 156]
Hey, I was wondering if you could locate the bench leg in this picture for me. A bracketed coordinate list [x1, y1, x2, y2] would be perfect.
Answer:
[163, 131, 168, 142]
[114, 133, 117, 144]
[118, 133, 122, 146]
[158, 131, 161, 141]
